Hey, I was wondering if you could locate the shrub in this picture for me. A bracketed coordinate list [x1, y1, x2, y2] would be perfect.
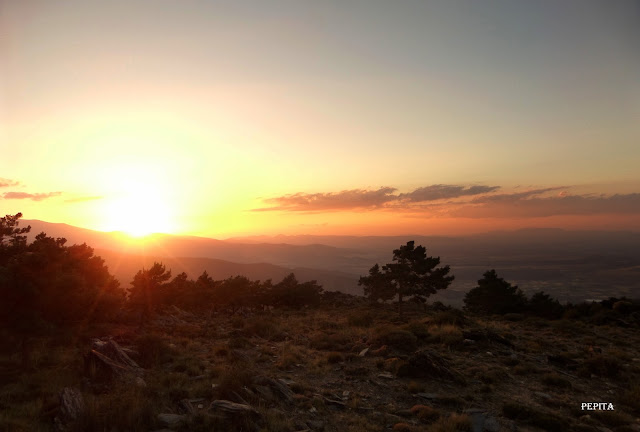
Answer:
[618, 382, 640, 413]
[579, 355, 622, 378]
[429, 309, 468, 327]
[310, 332, 352, 351]
[326, 352, 344, 364]
[407, 381, 425, 393]
[404, 321, 430, 339]
[427, 325, 463, 346]
[502, 402, 568, 432]
[464, 270, 526, 315]
[411, 404, 441, 422]
[528, 291, 564, 319]
[374, 327, 417, 352]
[348, 311, 374, 327]
[426, 413, 471, 432]
[541, 373, 572, 389]
[135, 334, 174, 368]
[591, 410, 635, 427]
[216, 367, 255, 401]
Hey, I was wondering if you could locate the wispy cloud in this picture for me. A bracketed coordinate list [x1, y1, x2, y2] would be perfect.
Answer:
[2, 191, 62, 201]
[399, 184, 500, 202]
[0, 178, 20, 188]
[254, 185, 640, 218]
[254, 184, 499, 212]
[453, 192, 640, 218]
[253, 187, 398, 212]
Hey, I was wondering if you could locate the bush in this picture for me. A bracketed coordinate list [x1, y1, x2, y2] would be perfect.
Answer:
[429, 309, 468, 327]
[528, 291, 564, 319]
[404, 321, 430, 339]
[135, 334, 174, 368]
[411, 404, 441, 422]
[579, 355, 622, 378]
[374, 327, 417, 352]
[347, 311, 374, 327]
[541, 373, 572, 389]
[464, 270, 526, 315]
[502, 402, 568, 432]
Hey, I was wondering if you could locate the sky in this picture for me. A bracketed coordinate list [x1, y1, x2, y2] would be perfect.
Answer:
[1, 0, 639, 238]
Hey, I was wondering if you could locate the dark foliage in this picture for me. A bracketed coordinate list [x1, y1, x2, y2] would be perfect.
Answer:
[359, 241, 454, 312]
[528, 291, 565, 319]
[464, 270, 527, 315]
[0, 213, 124, 331]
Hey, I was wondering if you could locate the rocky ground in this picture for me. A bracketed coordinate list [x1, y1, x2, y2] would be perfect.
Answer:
[2, 300, 640, 431]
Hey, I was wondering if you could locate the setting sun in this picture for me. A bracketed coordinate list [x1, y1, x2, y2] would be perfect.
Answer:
[93, 160, 176, 236]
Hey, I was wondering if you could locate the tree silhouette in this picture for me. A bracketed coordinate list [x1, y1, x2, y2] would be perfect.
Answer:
[464, 269, 527, 315]
[0, 213, 124, 367]
[128, 262, 172, 322]
[358, 264, 395, 302]
[360, 241, 454, 313]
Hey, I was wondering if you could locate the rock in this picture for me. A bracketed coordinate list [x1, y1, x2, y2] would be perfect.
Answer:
[157, 413, 186, 426]
[57, 387, 85, 424]
[324, 397, 347, 409]
[255, 385, 274, 401]
[84, 338, 144, 383]
[462, 329, 514, 348]
[210, 400, 260, 417]
[254, 376, 294, 403]
[180, 399, 195, 415]
[416, 393, 439, 400]
[359, 348, 369, 357]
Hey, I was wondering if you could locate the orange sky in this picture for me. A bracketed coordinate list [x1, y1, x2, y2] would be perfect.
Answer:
[1, 1, 639, 237]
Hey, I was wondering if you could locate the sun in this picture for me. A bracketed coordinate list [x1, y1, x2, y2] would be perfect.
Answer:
[105, 191, 173, 237]
[96, 160, 176, 237]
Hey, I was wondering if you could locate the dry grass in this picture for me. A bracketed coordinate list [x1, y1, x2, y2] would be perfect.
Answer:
[426, 413, 471, 432]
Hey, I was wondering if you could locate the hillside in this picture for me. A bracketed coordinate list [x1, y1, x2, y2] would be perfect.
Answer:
[2, 301, 640, 431]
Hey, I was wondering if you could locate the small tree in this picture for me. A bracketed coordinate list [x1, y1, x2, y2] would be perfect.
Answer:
[464, 270, 526, 315]
[528, 291, 564, 319]
[128, 262, 172, 322]
[360, 241, 454, 313]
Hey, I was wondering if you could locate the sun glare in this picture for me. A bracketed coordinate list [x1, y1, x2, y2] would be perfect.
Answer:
[96, 159, 176, 237]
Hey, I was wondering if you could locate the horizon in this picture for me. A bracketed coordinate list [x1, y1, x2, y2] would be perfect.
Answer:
[20, 217, 640, 244]
[2, 1, 639, 237]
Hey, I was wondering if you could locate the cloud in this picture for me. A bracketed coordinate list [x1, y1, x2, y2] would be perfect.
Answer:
[64, 195, 103, 203]
[254, 184, 640, 219]
[2, 191, 62, 201]
[469, 187, 565, 203]
[254, 183, 499, 212]
[0, 178, 20, 188]
[253, 187, 398, 212]
[452, 192, 640, 218]
[399, 184, 500, 202]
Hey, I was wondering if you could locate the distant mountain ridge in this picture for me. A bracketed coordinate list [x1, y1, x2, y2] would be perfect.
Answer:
[21, 220, 640, 305]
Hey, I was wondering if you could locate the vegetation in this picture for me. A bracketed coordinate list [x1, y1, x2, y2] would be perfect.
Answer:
[463, 269, 527, 315]
[359, 241, 454, 313]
